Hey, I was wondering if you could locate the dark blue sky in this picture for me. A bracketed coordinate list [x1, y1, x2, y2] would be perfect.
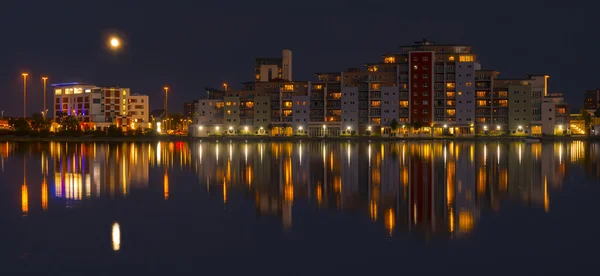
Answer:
[0, 0, 597, 116]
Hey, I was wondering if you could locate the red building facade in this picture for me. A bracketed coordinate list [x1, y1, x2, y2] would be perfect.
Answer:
[409, 52, 434, 124]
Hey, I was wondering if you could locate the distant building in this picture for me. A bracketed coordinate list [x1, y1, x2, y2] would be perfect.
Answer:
[184, 100, 198, 119]
[584, 89, 600, 112]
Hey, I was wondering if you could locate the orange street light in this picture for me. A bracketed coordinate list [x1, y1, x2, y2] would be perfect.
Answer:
[21, 73, 28, 118]
[42, 77, 48, 120]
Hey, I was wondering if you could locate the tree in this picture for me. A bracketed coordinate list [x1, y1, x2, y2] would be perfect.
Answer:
[59, 116, 81, 132]
[30, 113, 51, 133]
[595, 108, 600, 118]
[107, 125, 124, 137]
[390, 119, 399, 133]
[412, 121, 424, 133]
[8, 117, 31, 135]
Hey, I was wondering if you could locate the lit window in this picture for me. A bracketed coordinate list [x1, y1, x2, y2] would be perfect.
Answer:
[459, 55, 474, 62]
[283, 110, 292, 116]
[370, 83, 381, 90]
[314, 84, 323, 90]
[446, 109, 456, 116]
[384, 56, 396, 63]
[449, 56, 455, 61]
[227, 110, 231, 115]
[226, 102, 231, 106]
[477, 100, 487, 107]
[283, 101, 292, 108]
[476, 91, 486, 97]
[55, 89, 62, 95]
[399, 101, 409, 107]
[122, 90, 127, 96]
[458, 92, 463, 96]
[371, 101, 381, 107]
[446, 83, 456, 89]
[74, 88, 83, 94]
[446, 91, 455, 98]
[466, 82, 473, 87]
[284, 84, 294, 91]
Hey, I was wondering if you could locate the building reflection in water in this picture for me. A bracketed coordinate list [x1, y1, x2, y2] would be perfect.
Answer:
[6, 140, 595, 239]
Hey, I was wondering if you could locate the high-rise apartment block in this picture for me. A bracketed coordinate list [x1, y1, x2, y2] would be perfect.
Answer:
[190, 40, 572, 137]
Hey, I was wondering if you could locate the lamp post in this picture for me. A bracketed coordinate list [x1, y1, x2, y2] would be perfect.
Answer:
[42, 77, 48, 120]
[163, 86, 169, 130]
[22, 73, 28, 118]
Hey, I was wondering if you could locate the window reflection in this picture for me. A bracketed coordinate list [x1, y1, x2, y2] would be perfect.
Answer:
[2, 140, 590, 240]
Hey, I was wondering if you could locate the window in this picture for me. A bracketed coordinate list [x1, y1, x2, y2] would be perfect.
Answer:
[423, 74, 429, 79]
[371, 101, 381, 107]
[446, 109, 456, 116]
[446, 91, 455, 98]
[466, 82, 473, 87]
[55, 89, 62, 95]
[446, 100, 455, 106]
[446, 82, 456, 89]
[423, 56, 429, 61]
[448, 56, 455, 61]
[423, 109, 428, 114]
[476, 91, 486, 97]
[399, 101, 409, 107]
[477, 100, 487, 107]
[459, 55, 474, 62]
[384, 56, 396, 63]
[499, 100, 508, 107]
[458, 92, 463, 96]
[422, 100, 429, 105]
[414, 74, 418, 79]
[284, 84, 294, 91]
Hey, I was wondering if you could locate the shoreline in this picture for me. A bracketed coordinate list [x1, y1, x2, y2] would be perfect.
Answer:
[0, 135, 594, 143]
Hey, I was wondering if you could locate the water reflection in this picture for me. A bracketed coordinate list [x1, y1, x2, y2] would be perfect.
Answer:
[2, 140, 596, 240]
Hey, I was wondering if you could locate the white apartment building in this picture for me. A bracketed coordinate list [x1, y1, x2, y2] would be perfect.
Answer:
[341, 86, 359, 135]
[192, 99, 224, 137]
[291, 95, 310, 134]
[128, 94, 150, 129]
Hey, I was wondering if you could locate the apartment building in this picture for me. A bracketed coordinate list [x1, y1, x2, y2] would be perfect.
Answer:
[584, 89, 600, 112]
[309, 73, 341, 136]
[52, 83, 148, 130]
[527, 74, 549, 124]
[192, 99, 223, 136]
[541, 93, 570, 135]
[188, 43, 572, 137]
[184, 100, 199, 119]
[128, 94, 149, 129]
[474, 70, 503, 134]
[255, 49, 292, 81]
[497, 79, 532, 135]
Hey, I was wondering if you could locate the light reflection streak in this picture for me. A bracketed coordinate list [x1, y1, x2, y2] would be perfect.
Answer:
[112, 222, 121, 251]
[3, 140, 585, 239]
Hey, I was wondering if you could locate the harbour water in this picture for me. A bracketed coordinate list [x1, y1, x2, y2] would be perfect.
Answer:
[0, 140, 598, 274]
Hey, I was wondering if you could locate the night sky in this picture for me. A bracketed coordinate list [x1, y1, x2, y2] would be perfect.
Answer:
[1, 0, 597, 116]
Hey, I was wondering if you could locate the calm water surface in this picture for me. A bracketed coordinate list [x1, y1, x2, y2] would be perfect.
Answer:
[0, 140, 599, 274]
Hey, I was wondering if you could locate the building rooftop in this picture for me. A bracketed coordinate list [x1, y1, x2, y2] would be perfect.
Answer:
[50, 82, 94, 87]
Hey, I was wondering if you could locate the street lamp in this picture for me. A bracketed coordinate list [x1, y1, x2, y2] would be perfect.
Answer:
[163, 86, 169, 129]
[42, 77, 48, 120]
[496, 125, 501, 130]
[223, 82, 228, 91]
[22, 73, 28, 118]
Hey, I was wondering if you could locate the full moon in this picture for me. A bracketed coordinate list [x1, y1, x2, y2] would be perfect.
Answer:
[110, 37, 120, 48]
